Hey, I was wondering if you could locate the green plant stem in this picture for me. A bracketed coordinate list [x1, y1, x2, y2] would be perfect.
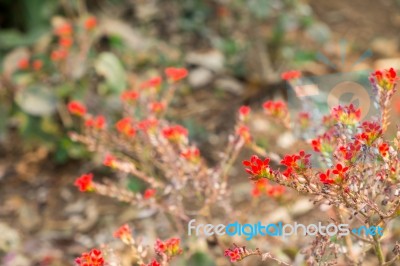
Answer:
[373, 234, 385, 265]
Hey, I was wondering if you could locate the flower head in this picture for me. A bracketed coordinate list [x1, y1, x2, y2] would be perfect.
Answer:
[280, 150, 311, 175]
[162, 125, 188, 143]
[298, 112, 310, 129]
[281, 70, 301, 80]
[224, 247, 242, 262]
[149, 101, 165, 113]
[236, 125, 252, 143]
[263, 100, 289, 120]
[51, 49, 68, 61]
[116, 117, 136, 137]
[32, 60, 43, 71]
[180, 147, 200, 163]
[74, 173, 94, 192]
[103, 154, 117, 168]
[238, 106, 251, 121]
[155, 238, 182, 258]
[142, 260, 161, 266]
[113, 224, 133, 244]
[18, 58, 29, 70]
[137, 118, 158, 132]
[379, 142, 389, 157]
[332, 163, 349, 182]
[85, 115, 106, 129]
[84, 16, 97, 30]
[243, 155, 273, 180]
[75, 249, 104, 266]
[55, 22, 73, 36]
[370, 68, 398, 91]
[355, 121, 382, 146]
[143, 188, 156, 199]
[121, 90, 139, 102]
[68, 101, 86, 116]
[141, 77, 162, 89]
[165, 67, 188, 82]
[331, 104, 361, 125]
[59, 37, 73, 48]
[319, 169, 334, 185]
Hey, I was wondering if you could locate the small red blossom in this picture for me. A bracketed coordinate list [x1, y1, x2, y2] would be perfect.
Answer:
[379, 143, 389, 157]
[319, 169, 334, 185]
[281, 70, 301, 80]
[155, 238, 182, 257]
[143, 188, 156, 199]
[74, 173, 94, 192]
[180, 147, 200, 163]
[236, 125, 252, 143]
[266, 185, 285, 197]
[311, 131, 334, 153]
[116, 117, 136, 137]
[68, 101, 86, 116]
[298, 112, 310, 129]
[355, 121, 382, 146]
[32, 60, 43, 71]
[331, 104, 361, 125]
[18, 58, 29, 70]
[337, 141, 361, 162]
[137, 118, 158, 132]
[84, 16, 97, 30]
[332, 163, 349, 180]
[113, 224, 132, 239]
[121, 90, 139, 102]
[243, 155, 273, 180]
[162, 125, 188, 142]
[103, 154, 117, 168]
[281, 150, 311, 174]
[238, 106, 251, 120]
[51, 49, 68, 61]
[263, 100, 289, 120]
[55, 22, 73, 36]
[165, 67, 188, 82]
[311, 138, 321, 152]
[142, 260, 161, 266]
[370, 68, 398, 91]
[149, 101, 165, 113]
[59, 37, 73, 48]
[224, 247, 242, 262]
[141, 76, 162, 89]
[75, 249, 104, 266]
[85, 115, 106, 129]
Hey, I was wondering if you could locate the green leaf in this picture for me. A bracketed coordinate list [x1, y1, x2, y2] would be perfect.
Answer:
[95, 52, 127, 94]
[186, 252, 216, 266]
[15, 84, 57, 116]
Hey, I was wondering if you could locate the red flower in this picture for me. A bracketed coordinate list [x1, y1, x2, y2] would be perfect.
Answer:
[238, 106, 251, 120]
[332, 163, 349, 180]
[155, 238, 182, 257]
[74, 173, 94, 192]
[281, 150, 311, 174]
[121, 90, 139, 102]
[68, 101, 86, 116]
[298, 112, 310, 129]
[331, 104, 361, 125]
[59, 37, 73, 48]
[263, 100, 288, 120]
[356, 121, 382, 146]
[162, 125, 188, 142]
[84, 16, 97, 30]
[141, 77, 162, 89]
[51, 49, 68, 61]
[75, 249, 104, 266]
[180, 147, 200, 163]
[281, 70, 301, 80]
[55, 22, 73, 36]
[337, 141, 361, 162]
[251, 179, 268, 197]
[311, 138, 321, 152]
[319, 169, 334, 185]
[266, 185, 285, 197]
[143, 188, 156, 199]
[32, 60, 43, 71]
[165, 67, 188, 82]
[370, 68, 398, 91]
[116, 117, 136, 137]
[137, 118, 158, 132]
[18, 58, 29, 70]
[224, 247, 242, 262]
[103, 154, 116, 168]
[113, 224, 132, 239]
[142, 260, 161, 266]
[85, 115, 106, 129]
[149, 101, 165, 113]
[236, 125, 252, 143]
[243, 155, 273, 180]
[379, 143, 389, 157]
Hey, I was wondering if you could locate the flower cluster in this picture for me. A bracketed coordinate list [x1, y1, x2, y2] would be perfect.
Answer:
[224, 247, 243, 262]
[243, 156, 274, 180]
[75, 249, 105, 266]
[281, 70, 302, 80]
[280, 150, 311, 177]
[251, 179, 285, 197]
[370, 68, 398, 91]
[17, 57, 43, 71]
[113, 224, 133, 244]
[263, 100, 289, 120]
[154, 238, 182, 258]
[74, 173, 94, 192]
[331, 104, 361, 125]
[162, 125, 188, 143]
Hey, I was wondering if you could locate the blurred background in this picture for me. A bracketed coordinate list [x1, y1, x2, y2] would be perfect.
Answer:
[1, 0, 400, 265]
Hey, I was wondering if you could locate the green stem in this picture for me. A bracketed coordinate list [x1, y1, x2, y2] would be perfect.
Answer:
[373, 234, 385, 265]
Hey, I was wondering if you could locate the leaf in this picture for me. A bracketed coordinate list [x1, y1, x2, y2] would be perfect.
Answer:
[15, 84, 57, 116]
[186, 252, 216, 266]
[95, 52, 127, 94]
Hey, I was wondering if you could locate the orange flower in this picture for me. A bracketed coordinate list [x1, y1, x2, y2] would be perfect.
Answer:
[84, 16, 97, 30]
[379, 143, 389, 157]
[115, 117, 136, 137]
[141, 76, 162, 89]
[68, 101, 86, 116]
[149, 101, 165, 113]
[75, 248, 104, 266]
[55, 22, 73, 36]
[18, 58, 29, 70]
[162, 125, 188, 142]
[85, 115, 106, 129]
[59, 37, 73, 48]
[236, 125, 251, 143]
[32, 60, 43, 71]
[74, 173, 94, 192]
[51, 49, 68, 61]
[113, 224, 132, 239]
[137, 118, 158, 132]
[180, 147, 200, 163]
[103, 154, 117, 168]
[165, 67, 188, 82]
[121, 90, 139, 102]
